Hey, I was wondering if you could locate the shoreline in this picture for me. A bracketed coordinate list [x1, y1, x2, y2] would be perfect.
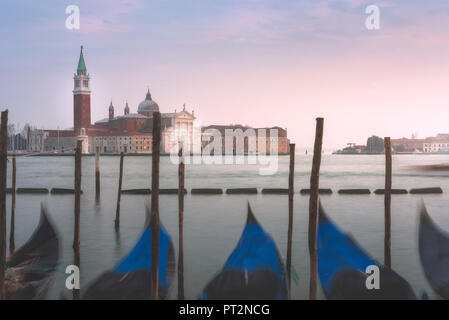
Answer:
[7, 152, 292, 157]
[332, 152, 449, 155]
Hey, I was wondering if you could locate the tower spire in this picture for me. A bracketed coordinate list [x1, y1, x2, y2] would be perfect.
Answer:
[124, 101, 130, 115]
[109, 100, 114, 120]
[77, 45, 87, 73]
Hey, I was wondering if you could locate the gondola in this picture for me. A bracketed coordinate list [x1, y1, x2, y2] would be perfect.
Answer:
[82, 207, 175, 299]
[5, 204, 60, 300]
[317, 202, 416, 299]
[418, 202, 449, 299]
[200, 203, 287, 300]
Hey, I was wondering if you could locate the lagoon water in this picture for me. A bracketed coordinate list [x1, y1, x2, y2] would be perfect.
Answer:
[5, 154, 449, 299]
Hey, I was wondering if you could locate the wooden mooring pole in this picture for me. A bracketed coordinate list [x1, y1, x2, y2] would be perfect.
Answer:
[95, 146, 100, 198]
[308, 117, 324, 300]
[178, 146, 185, 300]
[384, 137, 392, 268]
[73, 140, 82, 300]
[9, 155, 16, 253]
[286, 143, 295, 296]
[151, 112, 161, 300]
[0, 110, 8, 300]
[115, 152, 124, 230]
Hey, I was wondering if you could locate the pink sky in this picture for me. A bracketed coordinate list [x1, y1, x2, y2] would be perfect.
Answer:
[2, 0, 449, 149]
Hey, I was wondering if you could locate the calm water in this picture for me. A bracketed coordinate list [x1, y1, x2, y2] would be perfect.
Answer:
[5, 154, 449, 299]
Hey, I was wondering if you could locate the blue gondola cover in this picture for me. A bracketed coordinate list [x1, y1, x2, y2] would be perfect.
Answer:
[317, 208, 376, 293]
[201, 204, 287, 300]
[115, 224, 172, 289]
[317, 203, 416, 300]
[83, 215, 175, 300]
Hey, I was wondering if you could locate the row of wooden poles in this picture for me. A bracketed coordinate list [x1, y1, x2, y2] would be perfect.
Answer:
[0, 110, 184, 300]
[0, 113, 393, 300]
[95, 116, 394, 300]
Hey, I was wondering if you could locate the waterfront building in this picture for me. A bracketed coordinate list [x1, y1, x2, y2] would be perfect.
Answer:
[391, 134, 449, 153]
[391, 138, 425, 153]
[28, 129, 47, 152]
[342, 144, 366, 154]
[425, 134, 449, 153]
[30, 46, 198, 154]
[25, 46, 288, 155]
[201, 125, 290, 155]
[423, 141, 449, 153]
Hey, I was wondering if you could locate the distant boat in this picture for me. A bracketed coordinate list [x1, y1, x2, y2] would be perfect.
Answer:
[6, 205, 59, 299]
[200, 203, 287, 299]
[418, 203, 449, 299]
[82, 208, 175, 299]
[404, 164, 449, 172]
[317, 203, 416, 299]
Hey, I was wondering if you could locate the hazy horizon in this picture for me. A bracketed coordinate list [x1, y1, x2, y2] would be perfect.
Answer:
[2, 0, 449, 149]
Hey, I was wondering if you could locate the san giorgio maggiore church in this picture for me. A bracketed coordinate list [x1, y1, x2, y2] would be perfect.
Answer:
[29, 46, 200, 154]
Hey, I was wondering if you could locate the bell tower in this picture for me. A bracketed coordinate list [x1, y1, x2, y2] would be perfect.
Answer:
[124, 101, 130, 115]
[109, 101, 114, 120]
[73, 46, 91, 132]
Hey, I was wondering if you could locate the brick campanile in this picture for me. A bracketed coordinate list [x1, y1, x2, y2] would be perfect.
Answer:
[73, 46, 91, 132]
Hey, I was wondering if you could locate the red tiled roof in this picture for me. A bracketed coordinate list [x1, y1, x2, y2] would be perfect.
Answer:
[87, 129, 152, 137]
[45, 130, 77, 137]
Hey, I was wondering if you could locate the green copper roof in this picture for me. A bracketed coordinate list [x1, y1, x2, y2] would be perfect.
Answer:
[77, 46, 86, 71]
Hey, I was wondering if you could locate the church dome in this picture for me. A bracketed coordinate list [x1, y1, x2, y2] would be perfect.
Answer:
[137, 89, 159, 114]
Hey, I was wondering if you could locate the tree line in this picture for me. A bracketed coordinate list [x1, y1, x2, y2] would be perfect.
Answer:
[7, 123, 32, 151]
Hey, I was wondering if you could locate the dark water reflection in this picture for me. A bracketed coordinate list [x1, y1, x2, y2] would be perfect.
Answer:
[4, 154, 449, 299]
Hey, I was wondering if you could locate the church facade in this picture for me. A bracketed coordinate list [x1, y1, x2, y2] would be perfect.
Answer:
[29, 46, 199, 154]
[27, 46, 290, 156]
